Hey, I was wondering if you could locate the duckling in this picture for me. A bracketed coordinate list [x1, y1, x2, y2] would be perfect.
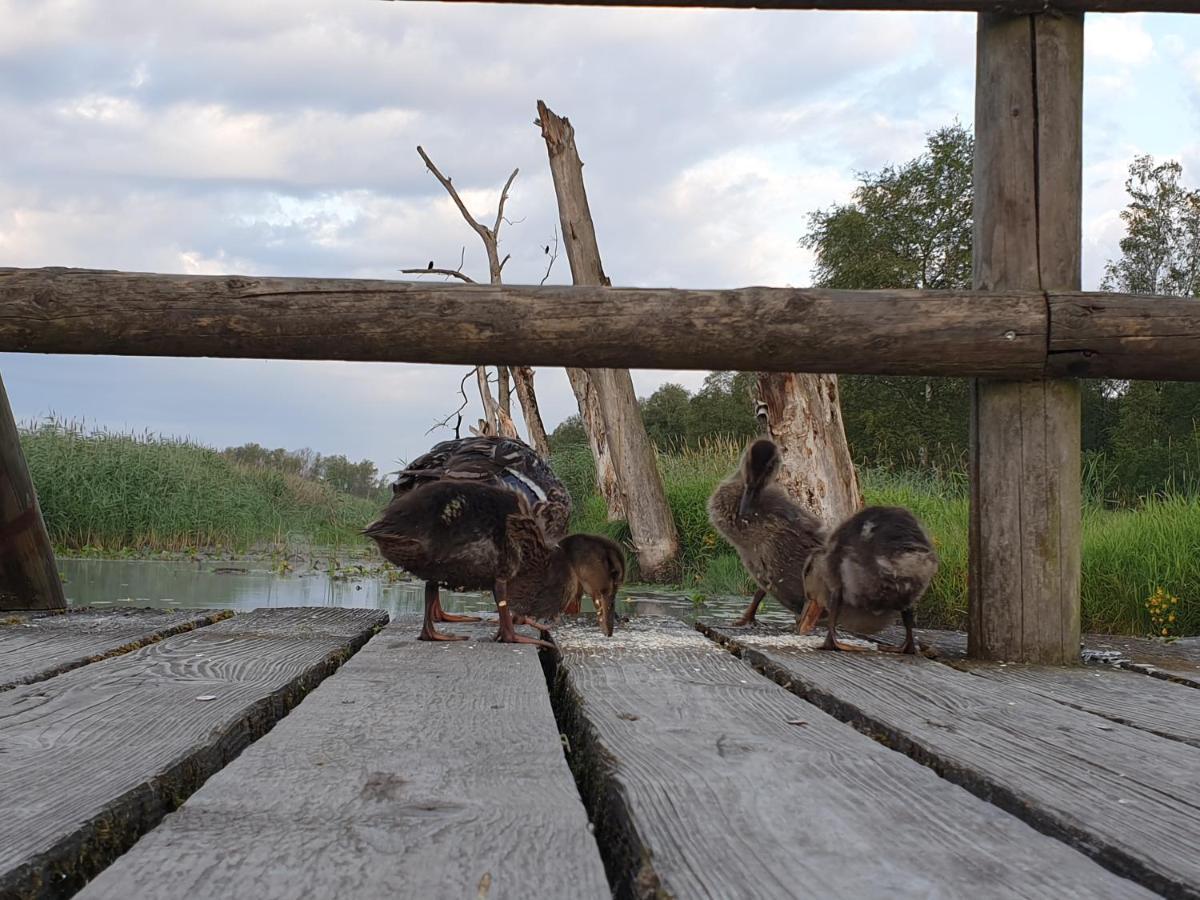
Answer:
[803, 506, 938, 654]
[708, 438, 825, 629]
[509, 533, 626, 637]
[364, 480, 619, 644]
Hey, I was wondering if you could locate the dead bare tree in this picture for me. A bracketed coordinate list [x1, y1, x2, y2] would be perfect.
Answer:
[537, 100, 680, 579]
[755, 373, 862, 523]
[405, 145, 548, 451]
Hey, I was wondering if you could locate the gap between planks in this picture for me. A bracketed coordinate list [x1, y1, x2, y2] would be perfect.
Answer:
[0, 607, 233, 691]
[0, 607, 387, 900]
[700, 621, 1200, 900]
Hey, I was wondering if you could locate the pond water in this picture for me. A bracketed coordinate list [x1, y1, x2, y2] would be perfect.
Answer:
[58, 557, 800, 627]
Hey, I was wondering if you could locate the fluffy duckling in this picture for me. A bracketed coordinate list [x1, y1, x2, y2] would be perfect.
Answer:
[708, 438, 825, 628]
[803, 506, 938, 654]
[509, 533, 626, 637]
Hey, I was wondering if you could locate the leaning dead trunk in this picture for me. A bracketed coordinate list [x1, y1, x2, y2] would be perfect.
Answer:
[538, 100, 680, 580]
[566, 368, 625, 519]
[511, 365, 551, 458]
[756, 372, 862, 523]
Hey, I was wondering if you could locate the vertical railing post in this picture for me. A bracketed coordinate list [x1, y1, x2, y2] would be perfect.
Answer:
[0, 373, 65, 610]
[969, 11, 1083, 663]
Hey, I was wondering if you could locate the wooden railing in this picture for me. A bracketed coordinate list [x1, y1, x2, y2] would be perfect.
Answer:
[3, 0, 1198, 665]
[0, 268, 1197, 381]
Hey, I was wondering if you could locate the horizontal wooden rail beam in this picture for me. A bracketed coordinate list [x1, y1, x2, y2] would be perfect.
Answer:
[0, 268, 1197, 381]
[385, 1, 1200, 14]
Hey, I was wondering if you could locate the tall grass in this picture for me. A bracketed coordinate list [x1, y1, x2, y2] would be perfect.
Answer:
[22, 420, 378, 553]
[551, 438, 1200, 636]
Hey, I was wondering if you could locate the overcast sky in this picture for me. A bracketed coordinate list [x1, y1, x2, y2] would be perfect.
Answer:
[2, 1, 1198, 476]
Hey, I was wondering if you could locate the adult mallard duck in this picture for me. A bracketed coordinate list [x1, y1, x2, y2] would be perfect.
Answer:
[389, 435, 575, 627]
[708, 439, 826, 629]
[803, 506, 938, 654]
[364, 479, 623, 643]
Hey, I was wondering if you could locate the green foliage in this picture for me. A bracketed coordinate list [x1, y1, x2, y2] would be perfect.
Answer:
[222, 442, 385, 499]
[22, 420, 378, 553]
[1101, 155, 1200, 297]
[803, 123, 973, 292]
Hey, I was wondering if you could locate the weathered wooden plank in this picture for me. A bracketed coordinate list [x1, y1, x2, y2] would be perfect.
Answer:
[78, 619, 608, 900]
[1085, 634, 1200, 688]
[705, 623, 1200, 898]
[385, 0, 1200, 14]
[0, 268, 1046, 377]
[1049, 293, 1200, 379]
[964, 662, 1200, 747]
[968, 11, 1083, 664]
[0, 607, 387, 900]
[0, 607, 231, 690]
[0, 373, 64, 611]
[553, 619, 1155, 899]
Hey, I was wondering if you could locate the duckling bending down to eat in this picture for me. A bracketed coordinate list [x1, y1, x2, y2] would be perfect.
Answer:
[708, 438, 826, 629]
[509, 533, 626, 637]
[801, 506, 938, 654]
[364, 479, 623, 645]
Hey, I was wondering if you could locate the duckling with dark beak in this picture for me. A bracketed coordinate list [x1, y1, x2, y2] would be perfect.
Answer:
[803, 505, 938, 653]
[708, 438, 826, 629]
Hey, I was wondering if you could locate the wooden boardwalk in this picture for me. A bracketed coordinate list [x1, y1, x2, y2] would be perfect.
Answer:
[1, 609, 1197, 899]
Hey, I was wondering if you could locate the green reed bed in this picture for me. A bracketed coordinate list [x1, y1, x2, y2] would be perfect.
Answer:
[552, 438, 1199, 637]
[22, 421, 378, 554]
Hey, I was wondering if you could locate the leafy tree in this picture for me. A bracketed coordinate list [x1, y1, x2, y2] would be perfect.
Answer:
[802, 124, 974, 468]
[548, 415, 588, 453]
[1101, 155, 1200, 297]
[804, 123, 973, 291]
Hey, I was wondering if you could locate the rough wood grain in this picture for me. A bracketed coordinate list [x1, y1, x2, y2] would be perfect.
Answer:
[77, 619, 608, 900]
[387, 0, 1200, 12]
[1048, 293, 1200, 379]
[0, 607, 386, 900]
[2, 268, 1197, 380]
[968, 11, 1083, 663]
[0, 373, 64, 611]
[756, 371, 862, 522]
[0, 268, 1046, 377]
[0, 607, 231, 690]
[538, 101, 680, 579]
[705, 623, 1200, 899]
[965, 662, 1200, 747]
[1085, 634, 1200, 688]
[552, 618, 1155, 900]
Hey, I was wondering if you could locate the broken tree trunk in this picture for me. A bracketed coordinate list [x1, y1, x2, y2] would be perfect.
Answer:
[565, 368, 626, 520]
[756, 373, 862, 523]
[511, 366, 551, 458]
[538, 100, 680, 580]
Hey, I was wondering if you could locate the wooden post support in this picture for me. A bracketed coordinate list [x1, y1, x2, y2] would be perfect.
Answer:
[969, 11, 1083, 663]
[0, 373, 65, 610]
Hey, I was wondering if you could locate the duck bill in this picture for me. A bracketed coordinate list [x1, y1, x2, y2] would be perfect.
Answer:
[598, 594, 615, 637]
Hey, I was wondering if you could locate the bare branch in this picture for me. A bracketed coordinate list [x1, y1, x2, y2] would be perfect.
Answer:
[540, 224, 560, 286]
[426, 369, 475, 436]
[492, 168, 520, 239]
[498, 253, 512, 274]
[417, 145, 489, 242]
[400, 267, 477, 283]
